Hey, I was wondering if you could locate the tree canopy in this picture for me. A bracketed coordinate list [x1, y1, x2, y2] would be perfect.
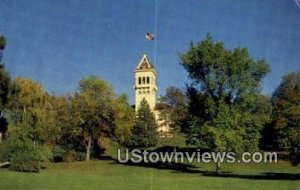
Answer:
[129, 99, 158, 148]
[159, 86, 188, 132]
[0, 35, 10, 141]
[271, 71, 300, 165]
[114, 94, 135, 145]
[180, 36, 270, 173]
[72, 75, 115, 161]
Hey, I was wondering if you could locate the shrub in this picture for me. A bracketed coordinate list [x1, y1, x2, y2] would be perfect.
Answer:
[0, 143, 4, 160]
[52, 146, 85, 162]
[10, 149, 41, 172]
[3, 132, 42, 172]
[63, 150, 76, 162]
[52, 146, 66, 162]
[75, 151, 86, 161]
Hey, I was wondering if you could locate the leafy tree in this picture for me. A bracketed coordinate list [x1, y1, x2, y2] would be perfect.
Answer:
[72, 75, 115, 161]
[3, 78, 51, 171]
[180, 36, 270, 174]
[290, 131, 300, 166]
[0, 35, 10, 141]
[159, 86, 188, 133]
[47, 95, 85, 161]
[271, 71, 300, 165]
[47, 95, 71, 145]
[0, 35, 6, 61]
[129, 99, 158, 147]
[254, 95, 273, 148]
[6, 77, 50, 142]
[114, 94, 135, 146]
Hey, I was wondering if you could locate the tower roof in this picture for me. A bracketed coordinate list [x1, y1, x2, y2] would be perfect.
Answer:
[135, 54, 154, 70]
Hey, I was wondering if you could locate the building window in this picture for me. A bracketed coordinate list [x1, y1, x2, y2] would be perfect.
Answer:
[142, 77, 145, 84]
[138, 77, 141, 84]
[147, 76, 150, 84]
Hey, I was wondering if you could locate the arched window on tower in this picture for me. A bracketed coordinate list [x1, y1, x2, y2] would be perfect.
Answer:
[147, 76, 150, 84]
[138, 77, 141, 84]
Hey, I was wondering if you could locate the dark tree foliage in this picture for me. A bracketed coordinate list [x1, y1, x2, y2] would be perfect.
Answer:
[129, 99, 158, 148]
[0, 35, 6, 61]
[0, 65, 10, 140]
[0, 35, 10, 141]
[159, 86, 189, 132]
[0, 35, 5, 50]
[271, 71, 300, 165]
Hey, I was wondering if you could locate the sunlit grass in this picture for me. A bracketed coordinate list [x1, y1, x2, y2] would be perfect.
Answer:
[0, 159, 300, 190]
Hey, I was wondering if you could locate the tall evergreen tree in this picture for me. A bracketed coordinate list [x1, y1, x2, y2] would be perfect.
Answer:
[0, 35, 10, 141]
[129, 99, 158, 147]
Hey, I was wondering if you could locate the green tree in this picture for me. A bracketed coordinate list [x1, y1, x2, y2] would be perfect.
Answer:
[47, 95, 72, 144]
[114, 94, 135, 146]
[72, 75, 115, 161]
[0, 35, 6, 61]
[271, 71, 300, 165]
[6, 77, 50, 143]
[254, 95, 273, 148]
[4, 77, 50, 172]
[180, 36, 270, 174]
[0, 35, 10, 142]
[159, 86, 188, 133]
[129, 99, 158, 147]
[47, 95, 85, 162]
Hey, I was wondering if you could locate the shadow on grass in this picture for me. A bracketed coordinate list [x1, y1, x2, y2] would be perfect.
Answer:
[114, 159, 300, 180]
[98, 155, 114, 160]
[114, 159, 200, 173]
[197, 171, 300, 180]
[111, 146, 300, 181]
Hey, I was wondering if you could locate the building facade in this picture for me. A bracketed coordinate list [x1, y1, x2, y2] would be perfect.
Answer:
[133, 54, 171, 134]
[133, 54, 157, 112]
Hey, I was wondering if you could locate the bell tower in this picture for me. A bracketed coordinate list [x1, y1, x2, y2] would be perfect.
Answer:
[134, 54, 157, 112]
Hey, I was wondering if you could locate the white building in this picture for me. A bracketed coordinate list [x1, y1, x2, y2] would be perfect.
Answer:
[133, 54, 171, 134]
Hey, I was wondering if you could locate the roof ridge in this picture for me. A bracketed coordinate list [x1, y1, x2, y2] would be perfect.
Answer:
[136, 54, 154, 70]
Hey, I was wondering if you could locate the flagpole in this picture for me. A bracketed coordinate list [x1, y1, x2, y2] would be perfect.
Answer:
[143, 38, 146, 55]
[154, 0, 158, 66]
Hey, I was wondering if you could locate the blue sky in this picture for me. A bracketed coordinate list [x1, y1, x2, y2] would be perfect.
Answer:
[0, 0, 300, 104]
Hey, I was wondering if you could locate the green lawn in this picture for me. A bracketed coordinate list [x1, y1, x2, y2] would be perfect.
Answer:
[0, 159, 300, 190]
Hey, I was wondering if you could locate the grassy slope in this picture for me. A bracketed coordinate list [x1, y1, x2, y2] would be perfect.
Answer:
[0, 160, 300, 190]
[1, 136, 299, 190]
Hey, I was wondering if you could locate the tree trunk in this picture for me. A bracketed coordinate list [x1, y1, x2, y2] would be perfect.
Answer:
[86, 135, 92, 161]
[216, 160, 221, 175]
